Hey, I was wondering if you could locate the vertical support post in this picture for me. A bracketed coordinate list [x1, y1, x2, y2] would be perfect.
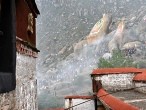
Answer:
[92, 75, 98, 110]
[92, 75, 103, 110]
[92, 76, 97, 93]
[69, 98, 73, 110]
[94, 94, 97, 110]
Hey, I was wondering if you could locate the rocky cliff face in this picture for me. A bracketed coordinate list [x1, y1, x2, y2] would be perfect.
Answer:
[36, 0, 146, 109]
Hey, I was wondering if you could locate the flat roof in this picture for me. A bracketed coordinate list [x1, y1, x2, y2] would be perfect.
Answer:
[112, 90, 146, 109]
[91, 67, 143, 76]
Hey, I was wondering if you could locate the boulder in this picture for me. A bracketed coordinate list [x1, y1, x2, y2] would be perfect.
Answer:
[102, 53, 112, 60]
[122, 41, 142, 49]
[122, 41, 145, 57]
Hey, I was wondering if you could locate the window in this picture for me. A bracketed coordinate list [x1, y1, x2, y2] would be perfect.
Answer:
[0, 0, 16, 93]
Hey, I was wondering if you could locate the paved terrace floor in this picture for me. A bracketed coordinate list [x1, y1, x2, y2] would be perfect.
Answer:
[111, 90, 146, 109]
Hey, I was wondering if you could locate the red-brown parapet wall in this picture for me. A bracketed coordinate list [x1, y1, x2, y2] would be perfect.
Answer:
[133, 71, 146, 82]
[91, 67, 143, 75]
[65, 95, 94, 99]
[97, 89, 139, 110]
[16, 37, 39, 58]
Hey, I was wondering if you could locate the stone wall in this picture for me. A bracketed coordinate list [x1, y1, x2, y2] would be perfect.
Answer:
[0, 53, 37, 110]
[0, 91, 15, 110]
[134, 82, 146, 94]
[95, 74, 135, 91]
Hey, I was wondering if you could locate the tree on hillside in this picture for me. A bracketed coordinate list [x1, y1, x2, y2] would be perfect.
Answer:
[98, 50, 136, 68]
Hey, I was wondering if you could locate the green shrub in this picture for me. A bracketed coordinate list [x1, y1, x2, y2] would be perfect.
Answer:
[98, 50, 136, 68]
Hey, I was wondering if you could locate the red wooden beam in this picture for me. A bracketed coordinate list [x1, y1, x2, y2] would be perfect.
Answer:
[97, 89, 139, 110]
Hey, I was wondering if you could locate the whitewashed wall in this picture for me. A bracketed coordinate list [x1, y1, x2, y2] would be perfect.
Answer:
[134, 82, 146, 94]
[0, 91, 15, 110]
[65, 99, 94, 110]
[95, 74, 135, 91]
[0, 53, 37, 110]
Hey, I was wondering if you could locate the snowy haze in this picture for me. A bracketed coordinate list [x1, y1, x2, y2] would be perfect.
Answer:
[36, 0, 146, 109]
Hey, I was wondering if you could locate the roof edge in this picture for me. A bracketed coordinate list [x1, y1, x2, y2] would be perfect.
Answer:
[97, 88, 139, 110]
[25, 0, 40, 17]
[91, 67, 143, 75]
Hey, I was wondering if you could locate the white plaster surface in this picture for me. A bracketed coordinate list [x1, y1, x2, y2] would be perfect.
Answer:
[0, 53, 37, 110]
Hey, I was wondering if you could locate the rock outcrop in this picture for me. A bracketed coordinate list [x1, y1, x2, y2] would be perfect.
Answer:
[108, 18, 125, 53]
[86, 14, 112, 44]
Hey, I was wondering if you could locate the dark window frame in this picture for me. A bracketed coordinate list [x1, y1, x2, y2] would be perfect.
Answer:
[0, 0, 16, 93]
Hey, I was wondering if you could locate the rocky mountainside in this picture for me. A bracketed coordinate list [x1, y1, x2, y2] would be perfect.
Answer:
[36, 0, 146, 109]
